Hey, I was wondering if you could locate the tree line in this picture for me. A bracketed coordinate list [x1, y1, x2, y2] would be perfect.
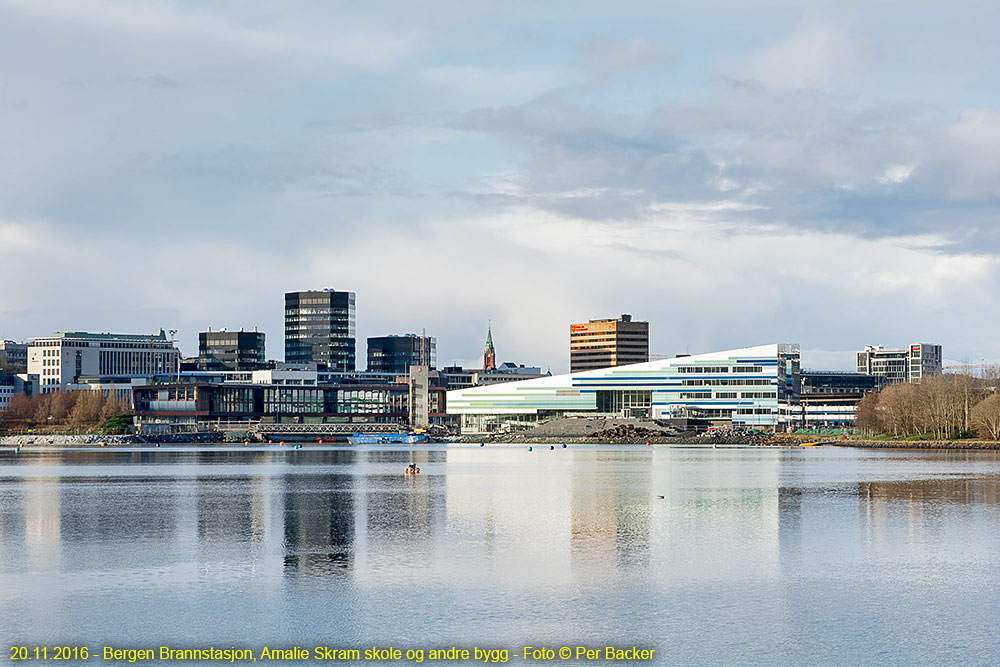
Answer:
[0, 390, 132, 434]
[854, 369, 1000, 440]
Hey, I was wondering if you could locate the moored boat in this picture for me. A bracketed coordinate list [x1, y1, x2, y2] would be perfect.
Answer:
[348, 433, 430, 445]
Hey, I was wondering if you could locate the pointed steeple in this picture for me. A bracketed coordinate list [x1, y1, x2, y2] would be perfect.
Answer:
[483, 324, 496, 371]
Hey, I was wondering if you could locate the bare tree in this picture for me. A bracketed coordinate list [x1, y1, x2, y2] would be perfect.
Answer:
[972, 394, 1000, 440]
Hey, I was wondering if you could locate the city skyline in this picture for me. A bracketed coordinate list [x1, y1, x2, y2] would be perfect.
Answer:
[3, 1, 999, 372]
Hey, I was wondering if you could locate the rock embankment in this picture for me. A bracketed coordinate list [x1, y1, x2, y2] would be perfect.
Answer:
[456, 418, 776, 445]
[837, 439, 1000, 450]
[0, 432, 251, 446]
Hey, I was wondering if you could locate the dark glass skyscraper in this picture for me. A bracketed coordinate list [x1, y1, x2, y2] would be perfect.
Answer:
[198, 329, 266, 371]
[367, 334, 436, 374]
[284, 290, 356, 370]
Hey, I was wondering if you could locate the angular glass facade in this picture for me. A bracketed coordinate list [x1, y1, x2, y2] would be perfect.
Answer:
[447, 344, 801, 433]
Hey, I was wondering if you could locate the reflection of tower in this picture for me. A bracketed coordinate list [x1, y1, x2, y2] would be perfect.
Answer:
[483, 325, 496, 371]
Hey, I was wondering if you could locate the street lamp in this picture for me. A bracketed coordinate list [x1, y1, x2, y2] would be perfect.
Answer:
[168, 329, 179, 383]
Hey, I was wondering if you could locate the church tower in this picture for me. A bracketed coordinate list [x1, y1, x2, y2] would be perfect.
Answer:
[483, 326, 496, 371]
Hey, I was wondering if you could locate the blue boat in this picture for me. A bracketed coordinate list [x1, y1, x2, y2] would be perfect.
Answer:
[348, 433, 430, 445]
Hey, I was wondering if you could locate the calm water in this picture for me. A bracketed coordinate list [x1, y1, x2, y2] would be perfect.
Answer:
[2, 444, 1000, 666]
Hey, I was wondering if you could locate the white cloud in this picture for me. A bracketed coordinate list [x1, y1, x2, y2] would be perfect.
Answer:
[744, 27, 873, 91]
[876, 163, 917, 185]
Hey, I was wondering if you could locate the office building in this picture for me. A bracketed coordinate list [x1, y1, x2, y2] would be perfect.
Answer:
[799, 371, 884, 427]
[198, 328, 266, 371]
[28, 330, 180, 394]
[367, 334, 436, 374]
[132, 377, 450, 433]
[448, 343, 800, 433]
[0, 372, 37, 409]
[570, 314, 649, 373]
[0, 341, 28, 371]
[857, 344, 942, 384]
[284, 289, 356, 371]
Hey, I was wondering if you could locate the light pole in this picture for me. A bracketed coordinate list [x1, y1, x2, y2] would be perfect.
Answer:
[168, 329, 179, 383]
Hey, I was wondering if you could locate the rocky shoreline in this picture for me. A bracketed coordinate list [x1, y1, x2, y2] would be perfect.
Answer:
[834, 439, 1000, 450]
[5, 432, 1000, 450]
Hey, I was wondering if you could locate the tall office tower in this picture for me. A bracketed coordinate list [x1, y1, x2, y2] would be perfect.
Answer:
[284, 289, 356, 371]
[857, 343, 942, 384]
[198, 328, 266, 371]
[569, 314, 649, 373]
[367, 334, 436, 374]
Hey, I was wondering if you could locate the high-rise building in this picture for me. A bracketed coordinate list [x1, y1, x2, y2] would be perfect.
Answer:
[367, 334, 436, 374]
[198, 328, 266, 371]
[28, 330, 180, 394]
[569, 314, 649, 373]
[857, 343, 942, 384]
[284, 289, 356, 371]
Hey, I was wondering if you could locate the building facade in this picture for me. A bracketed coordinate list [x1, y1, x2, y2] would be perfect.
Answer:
[367, 334, 436, 374]
[198, 329, 266, 371]
[448, 343, 800, 433]
[0, 372, 37, 409]
[857, 343, 942, 384]
[285, 290, 356, 370]
[570, 314, 649, 373]
[0, 341, 28, 371]
[132, 379, 448, 433]
[28, 331, 180, 394]
[798, 371, 884, 427]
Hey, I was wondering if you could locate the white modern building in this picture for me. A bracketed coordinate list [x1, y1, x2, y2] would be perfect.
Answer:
[447, 343, 800, 433]
[28, 330, 180, 394]
[857, 343, 942, 384]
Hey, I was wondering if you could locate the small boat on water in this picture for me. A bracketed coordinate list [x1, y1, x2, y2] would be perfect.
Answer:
[348, 433, 430, 445]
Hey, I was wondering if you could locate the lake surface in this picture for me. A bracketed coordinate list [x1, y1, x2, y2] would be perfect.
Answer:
[2, 444, 1000, 665]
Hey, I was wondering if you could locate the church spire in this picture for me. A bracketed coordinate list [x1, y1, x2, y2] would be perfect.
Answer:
[483, 324, 496, 371]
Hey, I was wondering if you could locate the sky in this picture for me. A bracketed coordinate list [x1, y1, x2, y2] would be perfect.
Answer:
[2, 0, 1000, 373]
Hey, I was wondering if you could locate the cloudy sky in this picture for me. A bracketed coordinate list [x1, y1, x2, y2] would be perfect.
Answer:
[2, 0, 999, 372]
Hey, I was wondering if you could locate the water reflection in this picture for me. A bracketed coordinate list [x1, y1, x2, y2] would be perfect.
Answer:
[5, 445, 1000, 664]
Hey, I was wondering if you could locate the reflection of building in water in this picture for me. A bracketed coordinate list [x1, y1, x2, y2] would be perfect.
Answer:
[282, 452, 358, 577]
[570, 455, 652, 573]
[777, 486, 802, 552]
[352, 449, 446, 577]
[649, 448, 783, 580]
[193, 451, 282, 545]
[858, 477, 1000, 505]
[23, 457, 63, 568]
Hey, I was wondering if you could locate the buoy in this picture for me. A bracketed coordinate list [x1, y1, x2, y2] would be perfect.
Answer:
[268, 440, 272, 444]
[318, 439, 323, 444]
[100, 442, 105, 447]
[244, 441, 248, 446]
[528, 446, 533, 452]
[549, 445, 554, 450]
[280, 441, 284, 446]
[480, 443, 484, 447]
[646, 441, 650, 446]
[562, 444, 567, 448]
